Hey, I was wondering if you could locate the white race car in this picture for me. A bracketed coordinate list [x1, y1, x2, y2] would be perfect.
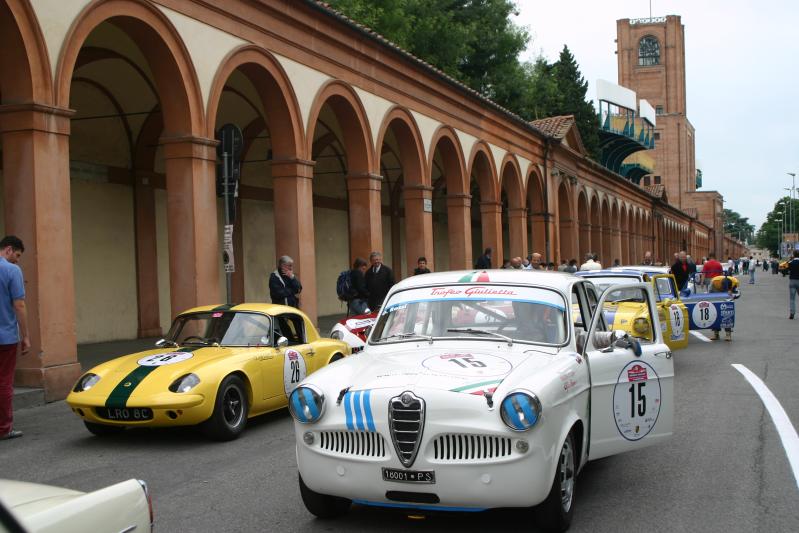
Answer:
[289, 270, 674, 531]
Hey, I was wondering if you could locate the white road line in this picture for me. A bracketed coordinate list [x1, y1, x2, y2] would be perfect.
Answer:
[732, 364, 799, 490]
[690, 331, 712, 342]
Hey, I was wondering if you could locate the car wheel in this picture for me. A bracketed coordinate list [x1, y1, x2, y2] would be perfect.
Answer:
[329, 353, 344, 364]
[534, 432, 576, 532]
[299, 474, 351, 518]
[201, 375, 248, 441]
[84, 421, 125, 436]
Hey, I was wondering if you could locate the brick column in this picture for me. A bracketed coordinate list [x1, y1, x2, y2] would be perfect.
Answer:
[558, 217, 577, 263]
[133, 171, 161, 337]
[579, 222, 591, 258]
[404, 184, 434, 275]
[601, 225, 612, 266]
[529, 212, 547, 255]
[508, 207, 528, 260]
[161, 136, 222, 319]
[346, 173, 383, 263]
[611, 227, 622, 265]
[271, 159, 318, 323]
[446, 193, 472, 270]
[480, 201, 503, 265]
[0, 103, 81, 401]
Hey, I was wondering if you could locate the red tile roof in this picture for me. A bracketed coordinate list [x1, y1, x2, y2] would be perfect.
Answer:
[530, 115, 576, 140]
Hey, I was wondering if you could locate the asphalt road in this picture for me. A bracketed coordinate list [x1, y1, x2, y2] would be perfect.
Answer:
[2, 270, 798, 532]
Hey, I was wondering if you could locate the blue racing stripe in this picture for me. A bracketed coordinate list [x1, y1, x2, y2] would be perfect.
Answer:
[363, 390, 375, 432]
[290, 390, 306, 422]
[344, 392, 355, 431]
[353, 500, 487, 513]
[503, 401, 523, 430]
[517, 395, 537, 426]
[302, 388, 319, 420]
[353, 390, 365, 431]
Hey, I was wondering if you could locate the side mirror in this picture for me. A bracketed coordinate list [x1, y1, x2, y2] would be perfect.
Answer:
[155, 338, 167, 347]
[276, 336, 289, 348]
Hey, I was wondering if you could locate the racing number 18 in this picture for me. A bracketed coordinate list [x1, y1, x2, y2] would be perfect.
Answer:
[629, 382, 646, 417]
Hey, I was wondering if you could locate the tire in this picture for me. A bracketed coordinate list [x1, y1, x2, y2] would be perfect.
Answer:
[299, 474, 351, 518]
[201, 375, 248, 441]
[84, 421, 125, 436]
[534, 432, 576, 532]
[329, 353, 344, 364]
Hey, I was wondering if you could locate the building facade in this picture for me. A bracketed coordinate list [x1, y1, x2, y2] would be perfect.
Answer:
[1, 0, 713, 399]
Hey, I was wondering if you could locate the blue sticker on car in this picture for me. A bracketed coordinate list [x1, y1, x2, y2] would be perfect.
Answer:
[343, 390, 376, 432]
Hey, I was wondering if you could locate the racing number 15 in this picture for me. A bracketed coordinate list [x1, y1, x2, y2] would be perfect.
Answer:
[629, 382, 646, 417]
[448, 356, 486, 369]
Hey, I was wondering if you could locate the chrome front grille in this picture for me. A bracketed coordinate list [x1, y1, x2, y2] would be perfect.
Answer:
[432, 434, 513, 462]
[319, 431, 387, 458]
[389, 391, 425, 467]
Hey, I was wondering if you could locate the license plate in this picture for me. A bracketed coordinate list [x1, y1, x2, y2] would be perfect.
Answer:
[96, 407, 153, 421]
[382, 467, 435, 484]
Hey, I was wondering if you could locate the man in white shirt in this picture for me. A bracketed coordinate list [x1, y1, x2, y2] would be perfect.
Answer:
[580, 252, 602, 271]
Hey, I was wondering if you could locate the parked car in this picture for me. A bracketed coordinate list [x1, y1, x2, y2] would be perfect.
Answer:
[68, 303, 350, 440]
[0, 478, 152, 533]
[576, 266, 689, 350]
[289, 270, 674, 531]
[330, 312, 377, 353]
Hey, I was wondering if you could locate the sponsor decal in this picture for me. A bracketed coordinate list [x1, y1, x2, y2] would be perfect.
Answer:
[563, 379, 577, 391]
[283, 349, 307, 396]
[429, 286, 517, 298]
[669, 304, 685, 341]
[345, 317, 375, 330]
[343, 390, 376, 432]
[613, 361, 661, 441]
[422, 353, 512, 378]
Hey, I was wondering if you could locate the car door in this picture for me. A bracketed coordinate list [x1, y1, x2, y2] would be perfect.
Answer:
[653, 274, 688, 350]
[583, 282, 674, 460]
[262, 313, 314, 401]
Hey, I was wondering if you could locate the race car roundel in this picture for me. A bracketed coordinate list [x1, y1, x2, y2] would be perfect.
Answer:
[283, 349, 307, 396]
[612, 361, 661, 441]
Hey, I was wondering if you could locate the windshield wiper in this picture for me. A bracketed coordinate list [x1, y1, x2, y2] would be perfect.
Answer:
[376, 332, 433, 344]
[446, 328, 513, 346]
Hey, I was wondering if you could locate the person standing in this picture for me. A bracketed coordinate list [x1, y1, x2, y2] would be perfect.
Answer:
[413, 257, 431, 276]
[748, 255, 756, 285]
[269, 255, 302, 308]
[641, 251, 654, 266]
[475, 248, 492, 269]
[346, 257, 370, 315]
[702, 253, 724, 294]
[671, 251, 696, 291]
[0, 236, 29, 440]
[580, 252, 601, 271]
[788, 251, 799, 319]
[365, 251, 395, 311]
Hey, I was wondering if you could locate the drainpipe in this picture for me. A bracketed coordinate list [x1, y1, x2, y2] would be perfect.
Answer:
[543, 138, 552, 263]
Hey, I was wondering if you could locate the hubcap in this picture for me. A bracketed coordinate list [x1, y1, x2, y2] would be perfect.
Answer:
[559, 439, 575, 512]
[223, 387, 243, 426]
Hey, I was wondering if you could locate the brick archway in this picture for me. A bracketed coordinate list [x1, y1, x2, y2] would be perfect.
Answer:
[429, 126, 469, 269]
[557, 180, 576, 262]
[499, 155, 526, 260]
[376, 107, 427, 276]
[468, 143, 501, 265]
[527, 170, 546, 257]
[577, 190, 590, 258]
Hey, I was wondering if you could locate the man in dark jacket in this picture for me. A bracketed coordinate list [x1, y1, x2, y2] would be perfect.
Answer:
[365, 251, 394, 311]
[671, 250, 696, 291]
[788, 250, 799, 319]
[348, 257, 370, 315]
[269, 255, 302, 308]
[475, 248, 492, 269]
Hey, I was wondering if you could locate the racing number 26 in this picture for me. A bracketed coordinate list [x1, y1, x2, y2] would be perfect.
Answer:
[629, 382, 646, 417]
[290, 360, 301, 383]
[448, 356, 486, 369]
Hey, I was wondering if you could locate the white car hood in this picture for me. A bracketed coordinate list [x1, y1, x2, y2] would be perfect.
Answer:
[336, 344, 556, 395]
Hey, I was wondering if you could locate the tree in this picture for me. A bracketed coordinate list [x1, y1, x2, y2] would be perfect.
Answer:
[325, 1, 601, 159]
[722, 208, 755, 243]
[756, 197, 799, 255]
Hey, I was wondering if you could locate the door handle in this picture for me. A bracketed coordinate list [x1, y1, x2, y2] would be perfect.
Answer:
[307, 349, 315, 357]
[258, 354, 275, 361]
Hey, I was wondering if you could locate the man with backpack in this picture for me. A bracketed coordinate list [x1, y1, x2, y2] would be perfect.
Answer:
[338, 257, 370, 315]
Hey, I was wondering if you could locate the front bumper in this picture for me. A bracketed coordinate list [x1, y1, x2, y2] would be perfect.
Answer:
[67, 392, 209, 427]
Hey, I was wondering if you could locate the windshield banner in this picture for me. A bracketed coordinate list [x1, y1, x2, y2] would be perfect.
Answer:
[384, 285, 566, 312]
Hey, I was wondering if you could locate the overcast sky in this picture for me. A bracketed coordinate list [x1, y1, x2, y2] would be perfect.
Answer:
[513, 0, 799, 230]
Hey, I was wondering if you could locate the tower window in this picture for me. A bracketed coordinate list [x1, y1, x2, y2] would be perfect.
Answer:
[638, 36, 660, 66]
[654, 176, 661, 185]
[656, 105, 664, 115]
[654, 132, 661, 140]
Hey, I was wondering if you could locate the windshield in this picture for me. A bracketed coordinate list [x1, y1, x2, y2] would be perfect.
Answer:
[370, 284, 568, 346]
[166, 312, 272, 346]
[584, 276, 641, 296]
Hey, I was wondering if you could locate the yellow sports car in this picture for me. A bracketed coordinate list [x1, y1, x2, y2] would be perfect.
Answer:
[67, 304, 350, 440]
[576, 268, 689, 350]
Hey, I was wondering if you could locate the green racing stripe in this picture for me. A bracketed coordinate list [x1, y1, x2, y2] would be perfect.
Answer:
[104, 346, 204, 409]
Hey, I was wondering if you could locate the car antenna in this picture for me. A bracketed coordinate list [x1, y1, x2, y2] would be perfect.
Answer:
[336, 386, 351, 406]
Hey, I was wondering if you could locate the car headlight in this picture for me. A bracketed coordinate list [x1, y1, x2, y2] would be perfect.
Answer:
[633, 317, 651, 335]
[73, 373, 100, 392]
[289, 385, 325, 424]
[168, 373, 200, 393]
[500, 391, 542, 432]
[330, 329, 343, 340]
